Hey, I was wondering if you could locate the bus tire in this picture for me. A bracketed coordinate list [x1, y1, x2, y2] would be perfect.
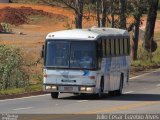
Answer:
[116, 74, 124, 96]
[108, 91, 115, 96]
[95, 77, 104, 98]
[51, 92, 59, 99]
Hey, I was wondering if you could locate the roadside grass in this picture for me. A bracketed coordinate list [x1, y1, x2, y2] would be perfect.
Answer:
[11, 0, 43, 4]
[157, 10, 160, 20]
[0, 84, 42, 96]
[154, 32, 160, 44]
[28, 15, 68, 25]
[131, 47, 160, 70]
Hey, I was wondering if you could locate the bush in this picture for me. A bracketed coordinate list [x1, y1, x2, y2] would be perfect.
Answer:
[0, 23, 12, 33]
[0, 45, 29, 90]
[131, 46, 160, 69]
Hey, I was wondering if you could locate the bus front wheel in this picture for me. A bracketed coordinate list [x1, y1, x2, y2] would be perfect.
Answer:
[95, 77, 104, 98]
[51, 92, 59, 99]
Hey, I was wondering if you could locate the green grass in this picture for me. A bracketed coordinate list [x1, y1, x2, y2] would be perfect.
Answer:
[157, 10, 160, 20]
[0, 84, 42, 96]
[11, 0, 43, 4]
[131, 47, 160, 70]
[28, 15, 68, 25]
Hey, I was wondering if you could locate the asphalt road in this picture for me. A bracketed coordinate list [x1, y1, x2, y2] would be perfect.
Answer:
[0, 69, 160, 120]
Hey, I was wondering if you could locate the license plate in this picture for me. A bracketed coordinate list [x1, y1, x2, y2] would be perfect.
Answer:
[64, 86, 73, 91]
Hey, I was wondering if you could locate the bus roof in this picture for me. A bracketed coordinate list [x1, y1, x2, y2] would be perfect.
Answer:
[46, 27, 129, 40]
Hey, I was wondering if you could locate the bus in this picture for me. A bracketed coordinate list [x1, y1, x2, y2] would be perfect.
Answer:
[42, 27, 130, 99]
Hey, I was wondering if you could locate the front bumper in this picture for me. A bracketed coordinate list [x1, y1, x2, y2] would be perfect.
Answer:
[43, 84, 96, 93]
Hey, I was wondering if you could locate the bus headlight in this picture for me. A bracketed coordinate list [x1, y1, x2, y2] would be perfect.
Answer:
[46, 85, 51, 90]
[51, 86, 57, 90]
[86, 87, 93, 92]
[80, 87, 86, 91]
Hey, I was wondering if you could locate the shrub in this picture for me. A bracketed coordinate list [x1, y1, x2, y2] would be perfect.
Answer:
[0, 45, 29, 90]
[0, 23, 12, 33]
[131, 46, 160, 69]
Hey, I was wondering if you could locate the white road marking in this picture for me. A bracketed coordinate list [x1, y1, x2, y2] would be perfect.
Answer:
[157, 84, 160, 87]
[124, 91, 134, 94]
[0, 94, 49, 102]
[77, 100, 88, 103]
[130, 68, 160, 80]
[13, 107, 32, 111]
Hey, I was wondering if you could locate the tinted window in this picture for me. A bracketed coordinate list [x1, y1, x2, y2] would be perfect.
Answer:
[115, 39, 120, 56]
[70, 42, 96, 69]
[106, 40, 111, 57]
[45, 40, 97, 69]
[124, 39, 128, 55]
[120, 39, 124, 55]
[111, 39, 115, 56]
[102, 40, 106, 56]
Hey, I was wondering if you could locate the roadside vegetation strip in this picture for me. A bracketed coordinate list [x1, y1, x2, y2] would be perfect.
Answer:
[0, 94, 49, 102]
[0, 84, 43, 99]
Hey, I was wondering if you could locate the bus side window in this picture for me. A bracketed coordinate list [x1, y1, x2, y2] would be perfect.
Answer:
[97, 40, 102, 58]
[124, 38, 128, 55]
[120, 39, 123, 55]
[106, 39, 111, 57]
[111, 39, 115, 56]
[127, 39, 130, 55]
[102, 39, 106, 57]
[115, 39, 120, 56]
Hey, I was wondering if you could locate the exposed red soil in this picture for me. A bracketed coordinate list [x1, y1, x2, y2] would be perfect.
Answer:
[0, 6, 67, 26]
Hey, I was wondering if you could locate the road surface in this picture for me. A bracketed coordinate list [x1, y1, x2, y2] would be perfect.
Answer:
[0, 69, 160, 120]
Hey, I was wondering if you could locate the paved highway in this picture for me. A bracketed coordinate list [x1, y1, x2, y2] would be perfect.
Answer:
[0, 69, 160, 119]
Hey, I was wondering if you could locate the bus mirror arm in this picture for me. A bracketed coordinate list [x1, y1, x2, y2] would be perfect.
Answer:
[41, 45, 44, 58]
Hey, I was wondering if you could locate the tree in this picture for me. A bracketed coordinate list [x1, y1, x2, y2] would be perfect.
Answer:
[144, 0, 159, 52]
[101, 0, 107, 27]
[119, 0, 127, 29]
[96, 0, 107, 27]
[42, 0, 84, 28]
[96, 0, 101, 27]
[74, 0, 84, 28]
[128, 0, 147, 60]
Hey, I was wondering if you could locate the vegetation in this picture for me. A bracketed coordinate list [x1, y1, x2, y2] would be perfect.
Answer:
[0, 45, 29, 90]
[144, 0, 159, 52]
[131, 47, 160, 70]
[0, 23, 12, 33]
[42, 0, 84, 28]
[0, 45, 43, 95]
[0, 84, 42, 95]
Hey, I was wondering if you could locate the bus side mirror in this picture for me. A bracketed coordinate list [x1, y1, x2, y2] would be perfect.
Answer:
[41, 45, 44, 58]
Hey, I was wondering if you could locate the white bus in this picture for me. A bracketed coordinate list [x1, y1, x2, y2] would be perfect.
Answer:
[42, 27, 130, 99]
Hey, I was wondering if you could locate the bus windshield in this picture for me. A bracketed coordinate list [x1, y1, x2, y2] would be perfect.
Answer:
[45, 40, 97, 69]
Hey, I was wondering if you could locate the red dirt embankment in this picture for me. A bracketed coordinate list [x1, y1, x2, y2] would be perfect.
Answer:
[0, 6, 67, 26]
[0, 3, 73, 19]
